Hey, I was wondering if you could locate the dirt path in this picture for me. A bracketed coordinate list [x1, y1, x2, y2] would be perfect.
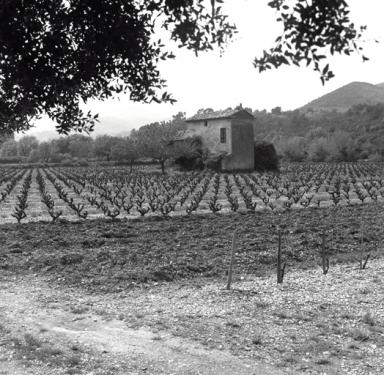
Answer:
[0, 275, 289, 375]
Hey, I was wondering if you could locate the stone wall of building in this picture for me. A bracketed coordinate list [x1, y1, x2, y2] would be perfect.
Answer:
[221, 119, 254, 171]
[185, 116, 255, 171]
[185, 119, 232, 155]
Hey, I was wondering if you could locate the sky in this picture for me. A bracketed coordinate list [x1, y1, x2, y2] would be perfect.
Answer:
[18, 0, 384, 141]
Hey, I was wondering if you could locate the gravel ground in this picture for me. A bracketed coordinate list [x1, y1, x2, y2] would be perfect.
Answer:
[1, 258, 383, 374]
[0, 275, 289, 375]
[82, 260, 384, 374]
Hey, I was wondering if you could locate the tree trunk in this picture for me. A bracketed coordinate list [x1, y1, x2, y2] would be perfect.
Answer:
[160, 159, 165, 174]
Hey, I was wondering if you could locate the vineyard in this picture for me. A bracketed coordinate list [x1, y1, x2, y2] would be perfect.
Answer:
[2, 162, 384, 375]
[0, 162, 384, 224]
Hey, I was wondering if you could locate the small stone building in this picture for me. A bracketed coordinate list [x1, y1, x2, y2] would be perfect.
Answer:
[184, 108, 255, 171]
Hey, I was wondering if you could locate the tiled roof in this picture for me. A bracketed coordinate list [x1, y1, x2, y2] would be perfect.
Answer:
[186, 108, 254, 122]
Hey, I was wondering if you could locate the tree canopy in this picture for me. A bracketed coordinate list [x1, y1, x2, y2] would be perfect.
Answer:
[0, 0, 366, 134]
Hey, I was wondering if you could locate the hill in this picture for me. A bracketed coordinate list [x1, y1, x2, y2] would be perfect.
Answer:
[299, 81, 384, 112]
[253, 101, 384, 160]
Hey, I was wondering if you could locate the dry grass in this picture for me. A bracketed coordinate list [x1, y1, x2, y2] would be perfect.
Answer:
[2, 331, 84, 370]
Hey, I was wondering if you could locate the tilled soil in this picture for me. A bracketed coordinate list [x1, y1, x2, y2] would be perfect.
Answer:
[0, 203, 382, 292]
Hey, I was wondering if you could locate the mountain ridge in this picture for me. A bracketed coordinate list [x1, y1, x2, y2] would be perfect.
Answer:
[299, 81, 384, 112]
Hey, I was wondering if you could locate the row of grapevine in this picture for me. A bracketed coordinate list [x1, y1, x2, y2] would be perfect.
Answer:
[0, 162, 383, 223]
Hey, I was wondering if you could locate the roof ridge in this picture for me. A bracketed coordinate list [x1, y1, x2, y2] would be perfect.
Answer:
[186, 108, 254, 122]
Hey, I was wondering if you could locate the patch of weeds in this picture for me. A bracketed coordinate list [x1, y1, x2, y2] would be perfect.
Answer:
[94, 307, 109, 317]
[70, 305, 90, 315]
[225, 321, 241, 328]
[294, 311, 315, 322]
[318, 302, 331, 310]
[331, 325, 344, 335]
[7, 331, 85, 370]
[279, 354, 299, 366]
[7, 333, 44, 361]
[0, 324, 10, 335]
[7, 336, 23, 350]
[361, 312, 375, 326]
[359, 287, 371, 295]
[66, 368, 80, 375]
[340, 312, 354, 320]
[350, 351, 365, 360]
[289, 333, 297, 341]
[66, 353, 82, 367]
[252, 333, 263, 346]
[348, 327, 370, 342]
[154, 318, 171, 330]
[41, 346, 63, 356]
[273, 309, 291, 320]
[36, 346, 64, 365]
[305, 336, 337, 355]
[347, 342, 360, 350]
[117, 313, 125, 321]
[315, 357, 332, 365]
[24, 333, 43, 348]
[315, 321, 329, 332]
[255, 300, 269, 309]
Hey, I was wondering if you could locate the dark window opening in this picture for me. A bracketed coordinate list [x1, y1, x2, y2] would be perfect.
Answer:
[204, 120, 208, 127]
[220, 128, 227, 143]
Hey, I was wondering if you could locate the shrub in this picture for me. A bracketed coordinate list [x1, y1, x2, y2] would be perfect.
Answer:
[78, 158, 89, 166]
[175, 155, 204, 170]
[49, 153, 67, 163]
[328, 131, 360, 162]
[368, 152, 383, 162]
[27, 149, 40, 163]
[61, 159, 76, 167]
[204, 152, 226, 172]
[254, 141, 279, 171]
[307, 137, 331, 162]
[279, 136, 307, 161]
[0, 156, 27, 164]
[174, 136, 204, 171]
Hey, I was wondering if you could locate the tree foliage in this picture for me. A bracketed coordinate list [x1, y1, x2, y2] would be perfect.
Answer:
[0, 0, 235, 134]
[110, 136, 140, 168]
[254, 0, 368, 84]
[16, 136, 39, 157]
[0, 0, 367, 134]
[255, 103, 384, 162]
[134, 121, 180, 173]
[0, 139, 18, 157]
[93, 135, 117, 161]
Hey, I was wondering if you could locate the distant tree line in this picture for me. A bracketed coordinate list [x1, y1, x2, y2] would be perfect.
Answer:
[0, 112, 199, 173]
[254, 103, 384, 162]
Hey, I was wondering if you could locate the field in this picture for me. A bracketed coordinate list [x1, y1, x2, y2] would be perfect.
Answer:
[1, 162, 384, 223]
[1, 162, 384, 375]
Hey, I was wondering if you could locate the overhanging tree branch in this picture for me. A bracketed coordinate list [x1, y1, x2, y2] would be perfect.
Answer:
[254, 0, 368, 84]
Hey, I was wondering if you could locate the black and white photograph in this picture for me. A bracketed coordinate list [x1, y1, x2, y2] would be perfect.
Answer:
[0, 0, 384, 374]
